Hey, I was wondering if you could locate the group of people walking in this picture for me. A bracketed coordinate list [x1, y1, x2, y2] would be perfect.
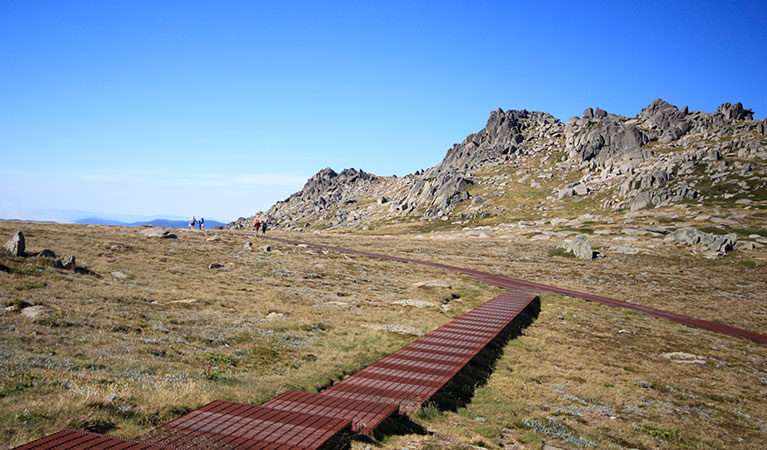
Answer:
[189, 216, 205, 230]
[187, 215, 270, 234]
[253, 218, 268, 235]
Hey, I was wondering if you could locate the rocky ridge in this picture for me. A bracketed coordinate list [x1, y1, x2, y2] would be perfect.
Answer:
[228, 99, 767, 245]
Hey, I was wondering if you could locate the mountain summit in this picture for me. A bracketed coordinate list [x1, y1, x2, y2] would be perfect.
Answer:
[228, 99, 766, 231]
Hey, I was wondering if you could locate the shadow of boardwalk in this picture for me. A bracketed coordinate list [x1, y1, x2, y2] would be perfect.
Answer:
[428, 296, 541, 412]
[351, 296, 541, 447]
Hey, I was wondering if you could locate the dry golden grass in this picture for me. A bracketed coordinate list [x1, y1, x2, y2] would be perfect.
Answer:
[2, 221, 766, 449]
[0, 221, 496, 447]
[301, 231, 767, 334]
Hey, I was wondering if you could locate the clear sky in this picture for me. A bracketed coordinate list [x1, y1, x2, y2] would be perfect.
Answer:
[1, 0, 765, 222]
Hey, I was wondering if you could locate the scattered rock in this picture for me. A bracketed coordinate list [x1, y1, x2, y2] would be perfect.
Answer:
[260, 245, 272, 252]
[4, 231, 25, 256]
[140, 228, 176, 239]
[465, 227, 495, 237]
[208, 263, 224, 269]
[361, 323, 424, 336]
[412, 280, 451, 289]
[168, 299, 197, 304]
[21, 305, 51, 321]
[111, 271, 129, 280]
[737, 241, 756, 251]
[53, 254, 76, 271]
[265, 312, 285, 320]
[205, 235, 221, 242]
[392, 299, 436, 308]
[304, 272, 322, 279]
[36, 249, 56, 258]
[243, 242, 253, 250]
[321, 301, 352, 309]
[670, 227, 737, 255]
[607, 244, 640, 255]
[660, 352, 706, 364]
[573, 184, 589, 196]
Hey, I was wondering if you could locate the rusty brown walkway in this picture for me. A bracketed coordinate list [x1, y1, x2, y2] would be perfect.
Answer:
[254, 234, 767, 345]
[17, 229, 765, 449]
[15, 257, 538, 449]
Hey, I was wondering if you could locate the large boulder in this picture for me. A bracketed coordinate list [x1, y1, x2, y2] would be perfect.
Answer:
[637, 98, 692, 143]
[565, 111, 649, 165]
[4, 231, 25, 257]
[717, 102, 753, 121]
[140, 228, 177, 239]
[557, 235, 597, 259]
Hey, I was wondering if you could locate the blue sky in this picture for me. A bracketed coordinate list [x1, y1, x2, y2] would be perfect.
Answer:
[1, 1, 765, 222]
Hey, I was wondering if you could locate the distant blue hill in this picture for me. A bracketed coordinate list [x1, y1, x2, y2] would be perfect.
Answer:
[75, 218, 226, 229]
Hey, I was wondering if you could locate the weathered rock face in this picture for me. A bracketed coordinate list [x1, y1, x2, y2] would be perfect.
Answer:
[637, 98, 692, 143]
[565, 110, 649, 164]
[4, 231, 25, 257]
[565, 99, 761, 167]
[717, 102, 753, 121]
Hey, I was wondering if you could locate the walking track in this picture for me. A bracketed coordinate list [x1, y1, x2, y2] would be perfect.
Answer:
[14, 232, 766, 450]
[256, 234, 767, 346]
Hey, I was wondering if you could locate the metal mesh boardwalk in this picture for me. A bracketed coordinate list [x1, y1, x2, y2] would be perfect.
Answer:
[13, 237, 541, 449]
[12, 429, 175, 450]
[259, 235, 767, 345]
[323, 290, 536, 413]
[141, 400, 351, 450]
[261, 390, 398, 433]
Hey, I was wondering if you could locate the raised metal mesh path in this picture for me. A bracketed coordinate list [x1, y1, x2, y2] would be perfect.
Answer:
[256, 235, 767, 345]
[14, 239, 538, 449]
[15, 232, 766, 449]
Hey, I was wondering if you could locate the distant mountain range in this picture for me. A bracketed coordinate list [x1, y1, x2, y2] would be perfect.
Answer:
[75, 218, 226, 229]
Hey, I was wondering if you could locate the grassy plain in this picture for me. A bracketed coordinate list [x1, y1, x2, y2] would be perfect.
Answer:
[1, 221, 766, 449]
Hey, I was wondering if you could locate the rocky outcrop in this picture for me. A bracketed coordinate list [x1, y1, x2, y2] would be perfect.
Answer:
[565, 99, 763, 167]
[637, 98, 692, 143]
[228, 168, 379, 230]
[229, 98, 766, 230]
[433, 109, 563, 174]
[4, 231, 25, 257]
[557, 235, 598, 259]
[669, 227, 738, 255]
[565, 112, 648, 165]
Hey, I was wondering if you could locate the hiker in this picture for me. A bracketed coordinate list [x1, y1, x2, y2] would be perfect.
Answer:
[189, 216, 196, 229]
[199, 217, 204, 230]
[261, 219, 268, 235]
[254, 218, 260, 233]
